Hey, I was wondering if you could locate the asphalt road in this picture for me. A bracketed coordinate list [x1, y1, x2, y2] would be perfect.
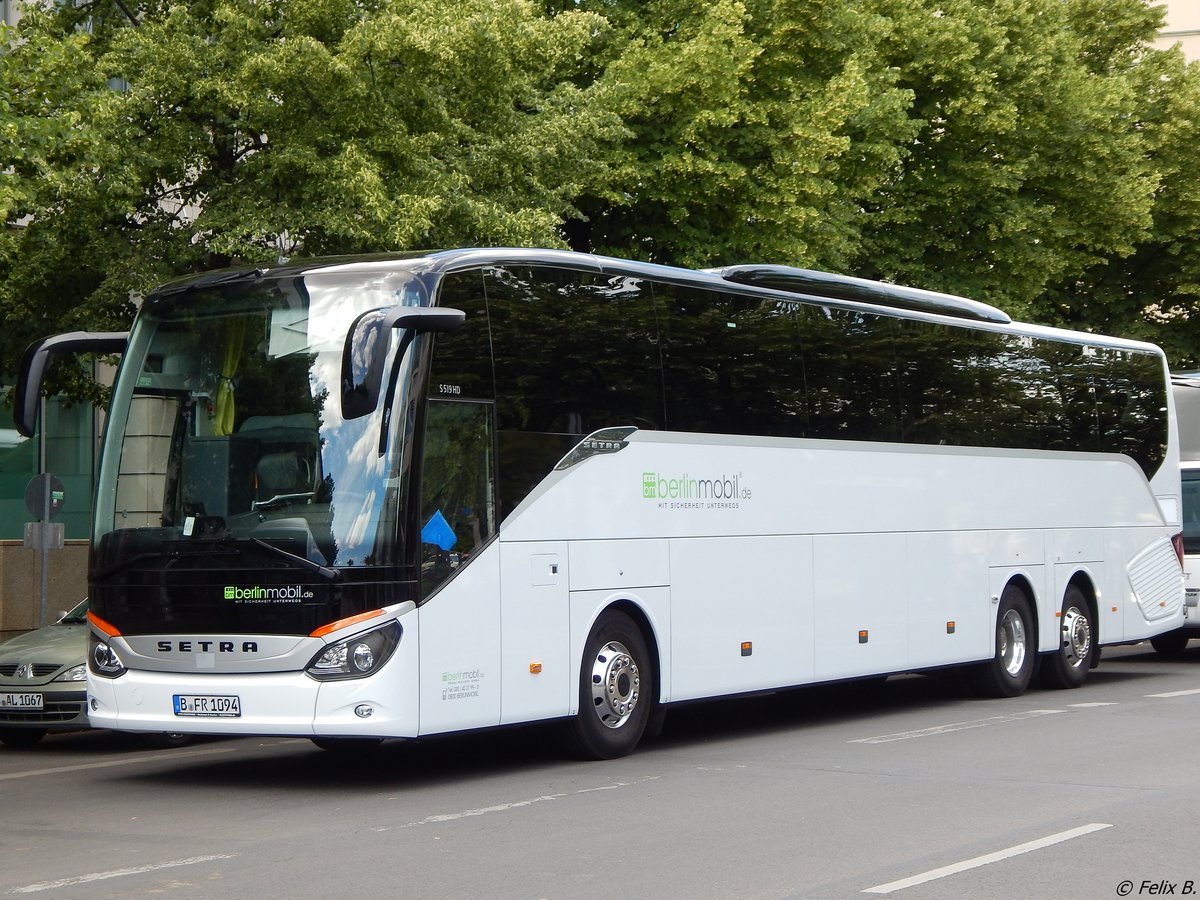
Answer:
[2, 643, 1198, 900]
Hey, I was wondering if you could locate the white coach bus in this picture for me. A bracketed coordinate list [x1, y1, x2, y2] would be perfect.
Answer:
[13, 249, 1186, 758]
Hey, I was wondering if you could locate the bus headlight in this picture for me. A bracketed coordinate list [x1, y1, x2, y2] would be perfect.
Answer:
[89, 634, 127, 678]
[306, 621, 401, 681]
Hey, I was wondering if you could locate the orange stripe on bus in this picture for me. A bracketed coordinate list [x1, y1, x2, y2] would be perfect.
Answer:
[310, 609, 385, 638]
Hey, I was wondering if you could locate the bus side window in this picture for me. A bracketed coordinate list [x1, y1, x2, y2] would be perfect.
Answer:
[483, 265, 662, 519]
[419, 399, 497, 597]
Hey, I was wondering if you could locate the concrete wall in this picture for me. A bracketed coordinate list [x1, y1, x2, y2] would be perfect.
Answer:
[0, 540, 89, 633]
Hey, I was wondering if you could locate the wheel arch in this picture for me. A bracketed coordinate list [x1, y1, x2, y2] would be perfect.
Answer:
[1065, 570, 1101, 646]
[581, 596, 664, 708]
[1000, 573, 1040, 651]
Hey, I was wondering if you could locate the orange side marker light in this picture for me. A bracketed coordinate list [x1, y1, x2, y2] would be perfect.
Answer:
[87, 610, 121, 637]
[310, 609, 385, 638]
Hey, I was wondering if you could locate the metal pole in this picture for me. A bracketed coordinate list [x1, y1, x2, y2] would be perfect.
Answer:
[37, 395, 48, 628]
[39, 474, 49, 628]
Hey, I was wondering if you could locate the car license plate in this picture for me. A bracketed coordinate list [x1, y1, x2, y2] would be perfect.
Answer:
[173, 694, 241, 717]
[0, 692, 44, 711]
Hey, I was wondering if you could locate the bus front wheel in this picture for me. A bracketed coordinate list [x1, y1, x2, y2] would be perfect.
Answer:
[565, 610, 654, 760]
[311, 737, 384, 753]
[1040, 585, 1094, 689]
[970, 586, 1035, 698]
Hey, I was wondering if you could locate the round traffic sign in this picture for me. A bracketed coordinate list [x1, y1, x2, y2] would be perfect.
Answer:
[24, 473, 65, 520]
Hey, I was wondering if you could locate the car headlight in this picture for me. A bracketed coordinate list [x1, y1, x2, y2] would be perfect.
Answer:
[306, 621, 401, 681]
[53, 664, 87, 683]
[88, 634, 127, 678]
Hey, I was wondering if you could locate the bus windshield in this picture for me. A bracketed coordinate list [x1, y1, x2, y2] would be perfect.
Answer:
[94, 267, 425, 581]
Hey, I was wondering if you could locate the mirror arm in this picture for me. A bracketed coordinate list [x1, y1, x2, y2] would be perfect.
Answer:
[13, 332, 130, 437]
[340, 307, 465, 422]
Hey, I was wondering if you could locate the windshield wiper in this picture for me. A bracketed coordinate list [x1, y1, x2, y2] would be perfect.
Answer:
[248, 538, 339, 582]
[251, 491, 315, 512]
[93, 550, 174, 582]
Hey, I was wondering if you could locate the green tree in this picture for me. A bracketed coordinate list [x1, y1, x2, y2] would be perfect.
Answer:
[559, 0, 917, 270]
[5, 0, 1200, 382]
[1033, 5, 1200, 365]
[839, 0, 1166, 317]
[0, 0, 622, 386]
[557, 0, 1200, 365]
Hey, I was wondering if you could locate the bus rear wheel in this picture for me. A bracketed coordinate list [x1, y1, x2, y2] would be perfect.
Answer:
[970, 585, 1035, 698]
[1040, 585, 1094, 689]
[565, 610, 654, 760]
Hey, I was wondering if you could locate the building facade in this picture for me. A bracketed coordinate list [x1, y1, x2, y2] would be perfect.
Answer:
[1155, 0, 1200, 59]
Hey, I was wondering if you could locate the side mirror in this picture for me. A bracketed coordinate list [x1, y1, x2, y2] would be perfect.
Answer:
[340, 307, 465, 420]
[13, 332, 129, 437]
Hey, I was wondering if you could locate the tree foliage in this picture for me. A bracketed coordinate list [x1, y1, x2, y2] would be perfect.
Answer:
[2, 0, 1199, 385]
[0, 0, 620, 383]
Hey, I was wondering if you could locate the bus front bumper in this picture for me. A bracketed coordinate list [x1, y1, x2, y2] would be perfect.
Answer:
[86, 665, 419, 738]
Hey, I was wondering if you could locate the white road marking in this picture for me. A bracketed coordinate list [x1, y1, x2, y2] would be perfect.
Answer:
[1146, 688, 1200, 698]
[9, 855, 235, 894]
[849, 709, 1065, 744]
[375, 776, 662, 831]
[861, 823, 1112, 894]
[1068, 702, 1117, 708]
[0, 746, 239, 782]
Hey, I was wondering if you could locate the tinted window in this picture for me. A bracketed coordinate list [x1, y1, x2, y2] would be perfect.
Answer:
[483, 266, 663, 435]
[656, 284, 806, 437]
[797, 305, 900, 442]
[1183, 468, 1200, 554]
[429, 267, 1168, 494]
[428, 271, 494, 402]
[419, 399, 496, 596]
[431, 266, 664, 521]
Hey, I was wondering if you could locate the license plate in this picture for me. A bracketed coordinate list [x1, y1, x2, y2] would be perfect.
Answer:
[173, 694, 241, 717]
[0, 692, 44, 711]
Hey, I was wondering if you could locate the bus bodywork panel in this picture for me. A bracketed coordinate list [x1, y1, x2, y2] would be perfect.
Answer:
[500, 431, 1182, 660]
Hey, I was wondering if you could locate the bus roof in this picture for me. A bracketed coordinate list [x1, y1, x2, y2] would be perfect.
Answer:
[144, 248, 1162, 357]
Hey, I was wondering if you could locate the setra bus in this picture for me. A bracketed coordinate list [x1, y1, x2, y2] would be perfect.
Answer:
[13, 249, 1187, 757]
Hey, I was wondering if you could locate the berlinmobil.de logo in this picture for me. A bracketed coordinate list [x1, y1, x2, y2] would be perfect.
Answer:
[641, 471, 752, 509]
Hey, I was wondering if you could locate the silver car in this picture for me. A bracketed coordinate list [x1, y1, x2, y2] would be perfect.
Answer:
[0, 599, 90, 747]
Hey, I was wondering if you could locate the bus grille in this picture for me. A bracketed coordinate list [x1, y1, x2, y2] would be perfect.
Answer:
[1128, 538, 1185, 621]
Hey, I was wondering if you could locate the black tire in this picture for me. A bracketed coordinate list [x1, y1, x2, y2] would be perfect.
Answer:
[564, 610, 654, 760]
[1151, 631, 1190, 655]
[1040, 585, 1095, 689]
[0, 727, 48, 748]
[969, 585, 1036, 698]
[311, 737, 384, 753]
[141, 732, 192, 749]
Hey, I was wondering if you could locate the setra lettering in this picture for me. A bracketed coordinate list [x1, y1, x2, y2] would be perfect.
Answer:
[156, 640, 259, 654]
